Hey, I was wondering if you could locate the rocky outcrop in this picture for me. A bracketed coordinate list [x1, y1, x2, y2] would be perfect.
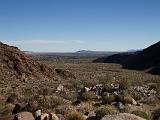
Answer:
[14, 112, 34, 120]
[0, 42, 75, 81]
[101, 113, 146, 120]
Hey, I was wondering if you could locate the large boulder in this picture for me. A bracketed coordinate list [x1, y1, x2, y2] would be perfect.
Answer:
[101, 113, 146, 120]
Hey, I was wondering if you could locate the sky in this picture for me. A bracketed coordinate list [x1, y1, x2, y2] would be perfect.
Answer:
[0, 0, 160, 52]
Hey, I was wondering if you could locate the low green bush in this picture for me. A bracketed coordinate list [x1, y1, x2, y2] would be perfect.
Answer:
[102, 95, 115, 104]
[66, 111, 85, 120]
[96, 105, 117, 118]
[132, 110, 149, 119]
[81, 91, 97, 101]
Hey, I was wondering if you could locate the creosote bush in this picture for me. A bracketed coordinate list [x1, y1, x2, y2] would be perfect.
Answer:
[36, 95, 64, 110]
[118, 79, 132, 90]
[102, 95, 115, 104]
[96, 105, 118, 118]
[66, 111, 85, 120]
[81, 91, 97, 101]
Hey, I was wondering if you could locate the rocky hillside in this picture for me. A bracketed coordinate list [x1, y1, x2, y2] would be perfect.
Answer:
[0, 42, 75, 81]
[93, 52, 134, 64]
[93, 41, 160, 75]
[123, 41, 160, 74]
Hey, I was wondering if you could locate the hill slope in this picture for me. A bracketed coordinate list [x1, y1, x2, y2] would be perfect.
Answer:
[0, 42, 75, 81]
[93, 41, 160, 75]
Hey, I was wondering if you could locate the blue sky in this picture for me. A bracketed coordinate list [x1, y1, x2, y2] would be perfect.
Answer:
[0, 0, 160, 52]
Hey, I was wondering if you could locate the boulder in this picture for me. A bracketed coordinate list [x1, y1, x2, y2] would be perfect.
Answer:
[117, 102, 125, 111]
[56, 84, 64, 92]
[35, 109, 41, 120]
[49, 113, 59, 120]
[41, 113, 49, 120]
[101, 113, 146, 120]
[14, 112, 34, 120]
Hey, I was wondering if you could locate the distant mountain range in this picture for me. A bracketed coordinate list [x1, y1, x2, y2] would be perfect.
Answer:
[93, 41, 160, 75]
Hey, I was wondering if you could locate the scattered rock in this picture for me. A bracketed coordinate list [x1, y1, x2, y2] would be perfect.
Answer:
[35, 110, 41, 120]
[49, 113, 59, 120]
[14, 112, 34, 120]
[117, 102, 125, 111]
[56, 84, 64, 92]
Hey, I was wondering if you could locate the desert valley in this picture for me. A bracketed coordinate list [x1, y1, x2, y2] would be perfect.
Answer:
[0, 41, 160, 120]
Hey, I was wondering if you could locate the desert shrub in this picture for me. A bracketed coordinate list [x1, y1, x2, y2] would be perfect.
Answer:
[0, 103, 15, 117]
[56, 104, 76, 115]
[71, 80, 84, 90]
[37, 87, 51, 96]
[77, 102, 93, 114]
[36, 95, 64, 110]
[118, 79, 132, 90]
[132, 110, 149, 119]
[123, 96, 133, 104]
[50, 96, 64, 107]
[66, 111, 85, 120]
[102, 95, 115, 104]
[103, 84, 113, 92]
[99, 74, 113, 85]
[81, 91, 97, 101]
[114, 95, 124, 103]
[151, 107, 160, 120]
[56, 90, 78, 101]
[96, 105, 117, 118]
[131, 91, 142, 100]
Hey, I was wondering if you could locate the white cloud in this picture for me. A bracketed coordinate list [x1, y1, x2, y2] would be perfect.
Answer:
[0, 39, 86, 52]
[1, 39, 85, 45]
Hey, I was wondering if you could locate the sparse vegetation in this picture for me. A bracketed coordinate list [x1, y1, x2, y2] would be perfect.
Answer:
[66, 111, 85, 120]
[81, 91, 97, 101]
[132, 110, 149, 119]
[102, 95, 115, 104]
[0, 42, 160, 119]
[96, 105, 118, 118]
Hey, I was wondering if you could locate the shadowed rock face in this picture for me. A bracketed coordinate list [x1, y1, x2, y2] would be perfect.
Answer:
[93, 53, 134, 65]
[123, 41, 160, 72]
[93, 41, 160, 75]
[0, 42, 75, 81]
